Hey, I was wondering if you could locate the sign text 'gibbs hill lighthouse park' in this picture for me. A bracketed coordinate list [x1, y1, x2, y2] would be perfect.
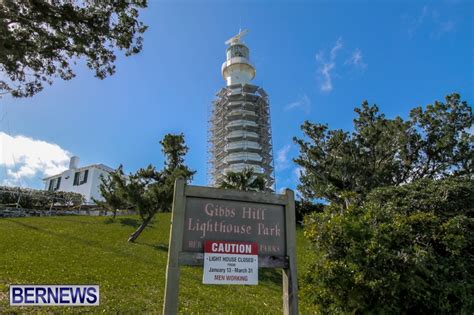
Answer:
[163, 30, 299, 315]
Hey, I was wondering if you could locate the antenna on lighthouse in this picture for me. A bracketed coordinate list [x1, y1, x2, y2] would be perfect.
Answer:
[225, 29, 249, 46]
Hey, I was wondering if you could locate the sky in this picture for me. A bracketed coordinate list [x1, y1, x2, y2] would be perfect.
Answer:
[0, 0, 472, 194]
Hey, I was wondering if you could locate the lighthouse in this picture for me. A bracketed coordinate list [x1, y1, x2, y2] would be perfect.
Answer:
[208, 30, 274, 189]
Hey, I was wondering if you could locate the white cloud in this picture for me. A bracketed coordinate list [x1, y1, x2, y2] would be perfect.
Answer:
[433, 19, 456, 38]
[0, 132, 71, 186]
[413, 5, 429, 35]
[403, 5, 428, 36]
[404, 5, 457, 38]
[316, 37, 343, 92]
[276, 144, 292, 171]
[345, 48, 367, 71]
[330, 37, 343, 59]
[285, 94, 311, 113]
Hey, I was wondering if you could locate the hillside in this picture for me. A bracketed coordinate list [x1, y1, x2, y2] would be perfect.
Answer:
[0, 214, 314, 313]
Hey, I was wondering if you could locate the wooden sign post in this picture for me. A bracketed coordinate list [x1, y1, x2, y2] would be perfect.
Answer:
[163, 177, 298, 314]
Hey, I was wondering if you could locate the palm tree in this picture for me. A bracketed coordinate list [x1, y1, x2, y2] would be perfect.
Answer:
[219, 167, 266, 192]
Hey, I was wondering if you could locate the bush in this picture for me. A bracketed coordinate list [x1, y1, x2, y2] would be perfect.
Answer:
[0, 186, 84, 209]
[302, 177, 474, 314]
[295, 200, 324, 225]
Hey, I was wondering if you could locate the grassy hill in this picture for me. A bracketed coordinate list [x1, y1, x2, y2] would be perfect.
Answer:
[0, 214, 315, 313]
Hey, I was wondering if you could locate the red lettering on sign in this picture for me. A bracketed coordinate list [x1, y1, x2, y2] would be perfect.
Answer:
[204, 241, 258, 255]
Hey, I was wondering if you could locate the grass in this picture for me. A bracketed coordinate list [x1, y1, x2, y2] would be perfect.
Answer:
[0, 214, 315, 313]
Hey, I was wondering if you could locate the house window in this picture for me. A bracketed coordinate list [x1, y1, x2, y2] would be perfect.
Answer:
[48, 177, 61, 191]
[73, 170, 89, 186]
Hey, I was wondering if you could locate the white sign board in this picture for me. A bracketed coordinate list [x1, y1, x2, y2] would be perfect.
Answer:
[203, 241, 258, 285]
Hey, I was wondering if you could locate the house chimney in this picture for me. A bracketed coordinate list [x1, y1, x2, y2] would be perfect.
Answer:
[69, 156, 80, 169]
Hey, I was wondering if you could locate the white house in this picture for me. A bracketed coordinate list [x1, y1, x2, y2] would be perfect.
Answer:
[43, 156, 114, 204]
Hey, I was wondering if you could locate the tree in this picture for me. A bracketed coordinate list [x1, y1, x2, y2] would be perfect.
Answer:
[0, 0, 147, 97]
[160, 133, 191, 172]
[219, 167, 266, 192]
[301, 177, 474, 314]
[93, 166, 130, 219]
[125, 165, 167, 242]
[295, 199, 324, 225]
[294, 93, 473, 207]
[127, 133, 195, 242]
[97, 133, 195, 242]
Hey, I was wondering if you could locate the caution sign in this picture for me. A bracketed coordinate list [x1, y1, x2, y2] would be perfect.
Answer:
[203, 241, 258, 285]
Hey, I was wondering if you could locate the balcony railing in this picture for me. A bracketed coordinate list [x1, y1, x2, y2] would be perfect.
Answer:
[224, 152, 262, 163]
[225, 141, 261, 152]
[226, 120, 258, 131]
[226, 131, 259, 141]
[223, 164, 264, 174]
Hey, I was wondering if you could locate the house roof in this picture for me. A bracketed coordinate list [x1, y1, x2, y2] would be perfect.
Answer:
[42, 164, 114, 181]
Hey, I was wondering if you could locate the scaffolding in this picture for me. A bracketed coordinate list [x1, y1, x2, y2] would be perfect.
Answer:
[208, 83, 274, 189]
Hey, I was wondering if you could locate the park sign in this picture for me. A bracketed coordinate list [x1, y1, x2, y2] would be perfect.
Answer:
[163, 178, 298, 315]
[184, 197, 285, 256]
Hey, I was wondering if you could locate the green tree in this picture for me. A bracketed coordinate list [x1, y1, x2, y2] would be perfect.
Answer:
[301, 177, 474, 314]
[97, 133, 195, 242]
[127, 133, 195, 242]
[93, 166, 130, 219]
[0, 0, 147, 97]
[125, 165, 166, 242]
[219, 167, 266, 192]
[294, 93, 473, 207]
[295, 200, 324, 225]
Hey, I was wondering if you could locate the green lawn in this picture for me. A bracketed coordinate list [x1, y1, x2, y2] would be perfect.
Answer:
[0, 214, 315, 313]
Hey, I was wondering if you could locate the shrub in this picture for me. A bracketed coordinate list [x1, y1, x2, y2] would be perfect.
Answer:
[295, 200, 324, 225]
[0, 186, 84, 210]
[302, 178, 474, 314]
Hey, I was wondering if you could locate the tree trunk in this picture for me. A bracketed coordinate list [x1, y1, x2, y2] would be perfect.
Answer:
[128, 214, 154, 242]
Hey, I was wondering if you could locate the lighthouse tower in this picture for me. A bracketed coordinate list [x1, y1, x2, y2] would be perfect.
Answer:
[208, 30, 274, 189]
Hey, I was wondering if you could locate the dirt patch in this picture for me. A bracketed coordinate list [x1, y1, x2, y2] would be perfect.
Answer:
[0, 290, 7, 303]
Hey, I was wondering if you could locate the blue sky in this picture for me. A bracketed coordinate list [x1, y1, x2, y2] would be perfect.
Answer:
[0, 0, 472, 193]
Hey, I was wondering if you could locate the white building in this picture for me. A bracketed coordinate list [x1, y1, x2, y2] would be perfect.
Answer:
[208, 29, 274, 189]
[43, 156, 114, 204]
